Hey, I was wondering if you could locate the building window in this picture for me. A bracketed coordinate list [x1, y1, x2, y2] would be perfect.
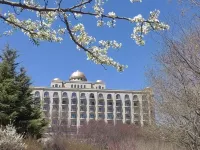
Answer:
[55, 84, 58, 87]
[133, 95, 139, 101]
[71, 113, 77, 118]
[98, 93, 104, 99]
[99, 85, 101, 89]
[80, 93, 86, 99]
[35, 91, 40, 97]
[125, 100, 131, 106]
[52, 85, 54, 87]
[90, 113, 95, 119]
[62, 99, 67, 104]
[116, 94, 121, 100]
[84, 85, 86, 88]
[107, 113, 113, 119]
[107, 101, 113, 106]
[90, 93, 95, 99]
[71, 85, 73, 88]
[107, 94, 112, 100]
[74, 85, 76, 88]
[80, 113, 86, 119]
[53, 92, 59, 98]
[62, 92, 68, 98]
[44, 92, 49, 98]
[102, 87, 104, 89]
[71, 93, 77, 99]
[77, 85, 79, 88]
[81, 85, 82, 88]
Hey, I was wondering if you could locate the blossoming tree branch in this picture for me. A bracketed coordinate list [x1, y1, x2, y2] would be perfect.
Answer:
[0, 0, 169, 71]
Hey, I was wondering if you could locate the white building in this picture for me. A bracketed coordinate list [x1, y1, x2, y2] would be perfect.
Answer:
[33, 70, 154, 132]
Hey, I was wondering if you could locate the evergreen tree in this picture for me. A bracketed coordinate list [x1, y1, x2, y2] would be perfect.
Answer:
[0, 45, 47, 138]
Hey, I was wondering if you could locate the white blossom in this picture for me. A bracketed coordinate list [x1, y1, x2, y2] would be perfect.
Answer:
[74, 13, 83, 18]
[130, 0, 142, 2]
[97, 20, 104, 27]
[0, 0, 169, 71]
[0, 124, 27, 150]
[108, 12, 116, 18]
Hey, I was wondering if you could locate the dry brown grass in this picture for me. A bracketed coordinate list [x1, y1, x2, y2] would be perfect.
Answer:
[135, 139, 182, 150]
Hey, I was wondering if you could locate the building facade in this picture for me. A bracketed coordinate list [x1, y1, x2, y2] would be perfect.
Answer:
[33, 70, 154, 131]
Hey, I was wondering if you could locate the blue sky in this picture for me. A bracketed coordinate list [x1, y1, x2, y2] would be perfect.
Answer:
[0, 0, 181, 90]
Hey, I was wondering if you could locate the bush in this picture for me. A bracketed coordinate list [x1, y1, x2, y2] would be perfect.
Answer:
[0, 124, 27, 150]
[79, 120, 137, 150]
[44, 134, 97, 150]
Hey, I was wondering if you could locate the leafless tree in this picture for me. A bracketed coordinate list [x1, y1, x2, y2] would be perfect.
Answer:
[148, 23, 200, 150]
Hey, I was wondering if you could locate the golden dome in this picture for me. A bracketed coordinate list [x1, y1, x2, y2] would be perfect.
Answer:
[52, 78, 62, 82]
[69, 70, 87, 81]
[96, 80, 104, 83]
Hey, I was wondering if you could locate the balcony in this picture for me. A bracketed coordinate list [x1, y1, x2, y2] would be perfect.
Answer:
[62, 106, 68, 112]
[71, 113, 77, 119]
[133, 101, 139, 107]
[98, 114, 105, 119]
[125, 115, 131, 120]
[80, 100, 87, 106]
[98, 97, 104, 100]
[71, 96, 77, 100]
[80, 113, 87, 119]
[53, 95, 59, 99]
[98, 100, 104, 106]
[116, 114, 122, 120]
[89, 113, 95, 119]
[107, 113, 113, 120]
[116, 102, 122, 107]
[89, 107, 95, 112]
[53, 99, 59, 105]
[107, 101, 113, 106]
[62, 99, 68, 105]
[71, 100, 77, 105]
[44, 99, 50, 104]
[89, 101, 95, 106]
[52, 105, 59, 111]
[43, 105, 49, 111]
[116, 108, 122, 113]
[98, 107, 105, 113]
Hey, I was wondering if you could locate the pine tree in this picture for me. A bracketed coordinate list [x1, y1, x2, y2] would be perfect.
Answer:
[0, 45, 47, 138]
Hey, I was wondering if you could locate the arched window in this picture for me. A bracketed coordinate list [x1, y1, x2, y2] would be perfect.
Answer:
[35, 91, 40, 97]
[71, 84, 73, 88]
[84, 85, 86, 88]
[71, 93, 77, 99]
[44, 92, 49, 98]
[62, 92, 68, 98]
[107, 94, 112, 100]
[133, 95, 139, 101]
[116, 94, 121, 100]
[74, 85, 76, 88]
[80, 93, 86, 99]
[77, 85, 79, 88]
[125, 100, 131, 106]
[98, 93, 104, 99]
[125, 95, 130, 100]
[81, 85, 82, 88]
[99, 85, 101, 89]
[55, 84, 58, 87]
[52, 85, 54, 87]
[90, 93, 95, 99]
[102, 87, 104, 89]
[53, 92, 59, 98]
